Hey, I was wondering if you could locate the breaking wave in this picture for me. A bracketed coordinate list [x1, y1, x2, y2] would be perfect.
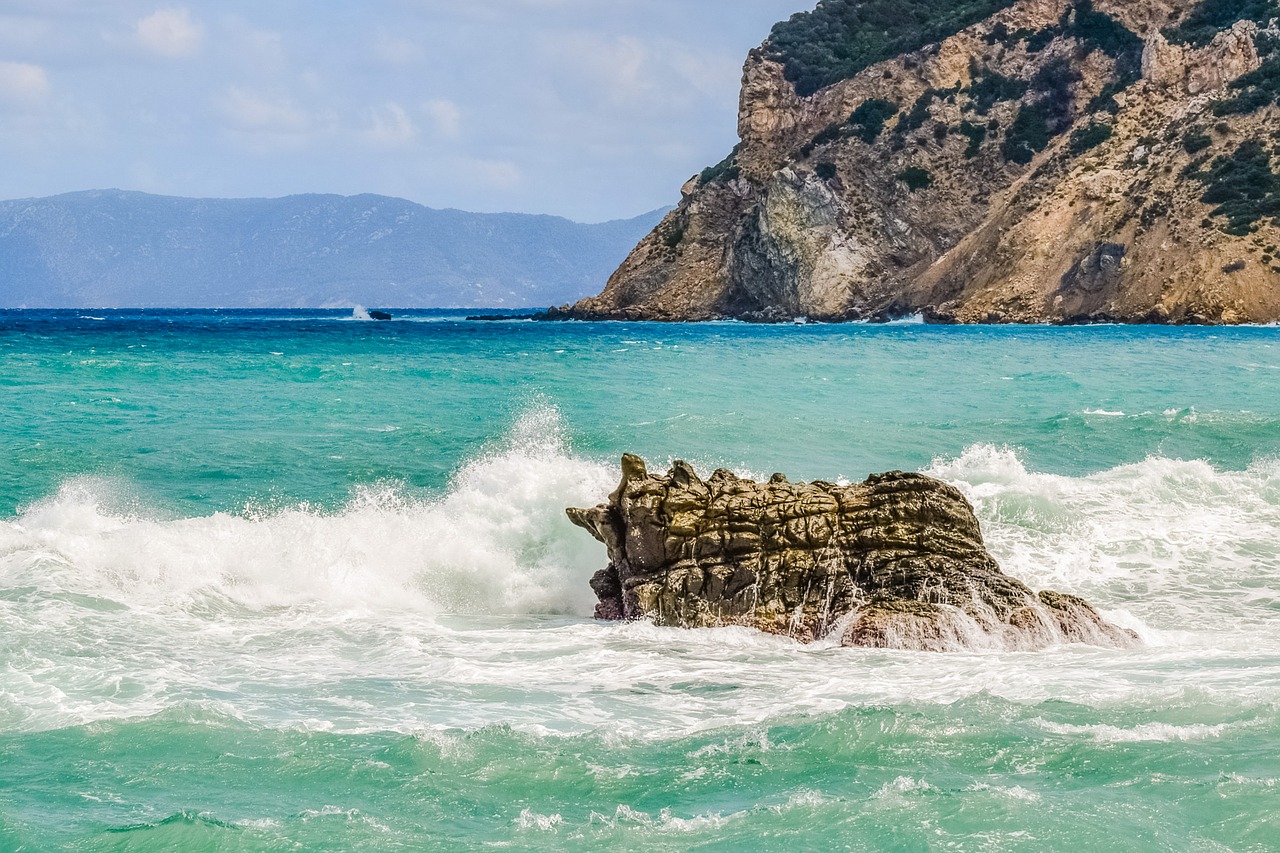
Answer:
[2, 412, 1278, 640]
[927, 444, 1280, 637]
[3, 413, 1280, 738]
[0, 403, 615, 617]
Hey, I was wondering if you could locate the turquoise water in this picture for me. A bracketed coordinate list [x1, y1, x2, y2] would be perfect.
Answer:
[2, 310, 1279, 850]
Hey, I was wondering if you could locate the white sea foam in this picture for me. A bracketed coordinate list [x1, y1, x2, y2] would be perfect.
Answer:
[0, 403, 614, 616]
[926, 444, 1280, 637]
[607, 804, 740, 833]
[3, 423, 1280, 738]
[513, 809, 564, 832]
[1032, 719, 1238, 742]
[872, 776, 937, 800]
[968, 783, 1041, 802]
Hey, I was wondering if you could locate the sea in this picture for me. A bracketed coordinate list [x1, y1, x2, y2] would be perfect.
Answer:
[1, 309, 1278, 851]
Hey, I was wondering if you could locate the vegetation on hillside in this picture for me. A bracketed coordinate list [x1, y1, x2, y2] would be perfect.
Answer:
[700, 150, 741, 185]
[771, 0, 1277, 199]
[897, 166, 934, 191]
[902, 88, 955, 132]
[766, 0, 1016, 96]
[1068, 122, 1114, 154]
[1165, 0, 1280, 46]
[980, 3, 1139, 163]
[768, 0, 1153, 174]
[849, 98, 900, 142]
[1188, 140, 1280, 235]
[968, 67, 1028, 114]
[1013, 0, 1144, 114]
[1001, 58, 1082, 163]
[1212, 33, 1280, 115]
[958, 121, 988, 157]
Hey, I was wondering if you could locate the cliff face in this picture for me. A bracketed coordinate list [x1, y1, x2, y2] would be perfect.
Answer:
[571, 0, 1280, 324]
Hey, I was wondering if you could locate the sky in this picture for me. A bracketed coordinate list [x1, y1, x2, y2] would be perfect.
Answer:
[0, 0, 806, 222]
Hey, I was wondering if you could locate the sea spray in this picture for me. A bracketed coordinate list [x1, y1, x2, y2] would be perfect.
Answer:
[5, 431, 1280, 739]
[928, 445, 1280, 637]
[1, 404, 614, 616]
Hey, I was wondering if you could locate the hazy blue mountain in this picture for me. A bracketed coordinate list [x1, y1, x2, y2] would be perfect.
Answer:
[0, 190, 667, 308]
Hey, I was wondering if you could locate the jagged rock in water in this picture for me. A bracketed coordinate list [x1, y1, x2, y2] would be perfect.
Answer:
[568, 455, 1139, 652]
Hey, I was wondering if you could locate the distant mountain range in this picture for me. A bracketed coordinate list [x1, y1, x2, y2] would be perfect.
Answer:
[0, 190, 667, 308]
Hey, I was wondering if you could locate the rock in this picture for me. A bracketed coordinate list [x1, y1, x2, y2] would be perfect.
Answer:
[1144, 21, 1261, 95]
[569, 1, 1280, 326]
[369, 310, 393, 321]
[568, 456, 1140, 652]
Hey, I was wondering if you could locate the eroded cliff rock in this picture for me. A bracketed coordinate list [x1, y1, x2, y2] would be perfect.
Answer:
[568, 0, 1280, 324]
[568, 455, 1139, 651]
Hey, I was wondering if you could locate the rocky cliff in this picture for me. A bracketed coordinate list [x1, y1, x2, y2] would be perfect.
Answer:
[569, 0, 1280, 324]
[568, 455, 1138, 651]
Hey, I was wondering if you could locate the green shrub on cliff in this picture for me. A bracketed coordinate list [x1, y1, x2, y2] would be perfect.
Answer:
[897, 166, 934, 190]
[1002, 104, 1052, 163]
[959, 121, 988, 157]
[1032, 58, 1083, 131]
[1018, 2, 1143, 113]
[700, 152, 741, 185]
[848, 98, 899, 142]
[1213, 45, 1280, 116]
[1183, 130, 1214, 153]
[663, 220, 686, 249]
[1069, 122, 1114, 154]
[1189, 140, 1280, 235]
[967, 69, 1029, 114]
[1165, 0, 1280, 46]
[1067, 0, 1144, 68]
[766, 0, 1016, 97]
[902, 89, 943, 132]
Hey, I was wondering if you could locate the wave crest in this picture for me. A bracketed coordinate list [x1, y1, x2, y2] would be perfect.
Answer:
[927, 445, 1280, 636]
[0, 403, 614, 616]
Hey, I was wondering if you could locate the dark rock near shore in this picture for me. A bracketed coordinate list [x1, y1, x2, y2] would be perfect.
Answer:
[568, 455, 1139, 652]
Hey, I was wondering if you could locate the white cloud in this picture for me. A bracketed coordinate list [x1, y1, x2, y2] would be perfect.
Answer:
[669, 49, 745, 100]
[0, 61, 50, 104]
[218, 87, 311, 133]
[0, 0, 798, 219]
[547, 33, 651, 105]
[135, 7, 203, 58]
[422, 99, 461, 137]
[227, 19, 284, 69]
[373, 30, 423, 65]
[362, 102, 417, 149]
[465, 158, 522, 189]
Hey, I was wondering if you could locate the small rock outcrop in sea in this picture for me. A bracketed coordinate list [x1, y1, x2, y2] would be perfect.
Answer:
[568, 455, 1139, 652]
